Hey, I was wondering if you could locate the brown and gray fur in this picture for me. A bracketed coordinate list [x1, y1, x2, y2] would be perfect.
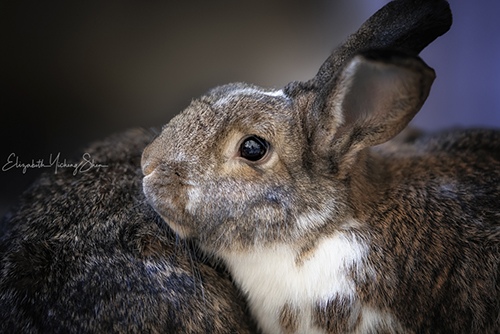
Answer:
[142, 0, 500, 333]
[0, 129, 255, 333]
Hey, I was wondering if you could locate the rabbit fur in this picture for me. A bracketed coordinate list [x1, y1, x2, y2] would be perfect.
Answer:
[142, 1, 500, 334]
[0, 129, 256, 333]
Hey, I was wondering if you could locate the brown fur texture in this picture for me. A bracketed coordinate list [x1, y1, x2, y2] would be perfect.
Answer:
[142, 1, 499, 333]
[0, 129, 255, 333]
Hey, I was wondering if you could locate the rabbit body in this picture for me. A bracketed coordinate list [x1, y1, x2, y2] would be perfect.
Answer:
[142, 76, 500, 334]
[141, 48, 500, 334]
[220, 127, 500, 334]
[0, 129, 255, 333]
[4, 0, 498, 333]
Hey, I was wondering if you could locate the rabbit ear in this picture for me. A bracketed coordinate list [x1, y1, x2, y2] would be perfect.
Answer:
[307, 50, 435, 173]
[290, 0, 451, 91]
[282, 0, 450, 174]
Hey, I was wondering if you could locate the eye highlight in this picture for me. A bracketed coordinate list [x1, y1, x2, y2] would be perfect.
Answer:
[239, 135, 270, 162]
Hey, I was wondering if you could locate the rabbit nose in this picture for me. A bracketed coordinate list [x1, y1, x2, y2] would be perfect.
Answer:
[142, 160, 157, 176]
[141, 145, 159, 176]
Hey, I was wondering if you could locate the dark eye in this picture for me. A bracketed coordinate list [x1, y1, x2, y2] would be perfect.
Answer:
[239, 135, 270, 162]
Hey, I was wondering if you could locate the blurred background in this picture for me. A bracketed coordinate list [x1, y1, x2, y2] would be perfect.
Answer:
[2, 0, 499, 217]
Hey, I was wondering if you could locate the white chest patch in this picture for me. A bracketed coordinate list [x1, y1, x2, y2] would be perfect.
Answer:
[222, 231, 372, 334]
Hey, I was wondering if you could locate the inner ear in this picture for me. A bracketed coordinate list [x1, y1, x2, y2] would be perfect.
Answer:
[319, 50, 435, 163]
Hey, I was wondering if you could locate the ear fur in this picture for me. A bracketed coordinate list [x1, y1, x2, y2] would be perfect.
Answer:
[283, 0, 452, 175]
[311, 0, 451, 89]
[308, 50, 435, 174]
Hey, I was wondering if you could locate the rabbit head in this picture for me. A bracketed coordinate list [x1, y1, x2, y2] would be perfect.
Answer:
[142, 0, 451, 255]
[142, 49, 435, 254]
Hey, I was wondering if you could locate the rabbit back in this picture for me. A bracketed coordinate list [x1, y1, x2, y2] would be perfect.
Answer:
[351, 128, 500, 333]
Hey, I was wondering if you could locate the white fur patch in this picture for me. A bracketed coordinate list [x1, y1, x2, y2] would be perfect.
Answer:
[260, 89, 287, 97]
[222, 228, 370, 334]
[213, 87, 287, 107]
[296, 207, 335, 231]
[355, 307, 406, 334]
[185, 186, 202, 213]
[296, 206, 362, 233]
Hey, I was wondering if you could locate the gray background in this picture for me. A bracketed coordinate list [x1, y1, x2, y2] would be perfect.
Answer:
[2, 0, 499, 217]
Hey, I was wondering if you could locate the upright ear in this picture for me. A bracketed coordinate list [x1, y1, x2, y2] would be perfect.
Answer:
[283, 0, 448, 175]
[285, 0, 451, 92]
[308, 50, 435, 173]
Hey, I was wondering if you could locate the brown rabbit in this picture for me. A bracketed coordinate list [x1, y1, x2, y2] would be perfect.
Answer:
[2, 0, 453, 333]
[142, 1, 500, 333]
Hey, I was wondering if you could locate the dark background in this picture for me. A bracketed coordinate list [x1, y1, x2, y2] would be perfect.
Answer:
[2, 0, 499, 217]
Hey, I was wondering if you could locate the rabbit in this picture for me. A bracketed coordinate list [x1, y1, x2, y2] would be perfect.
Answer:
[0, 128, 256, 333]
[141, 0, 500, 333]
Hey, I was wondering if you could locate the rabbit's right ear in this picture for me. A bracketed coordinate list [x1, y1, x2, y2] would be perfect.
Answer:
[307, 0, 451, 89]
[300, 50, 435, 174]
[282, 0, 450, 175]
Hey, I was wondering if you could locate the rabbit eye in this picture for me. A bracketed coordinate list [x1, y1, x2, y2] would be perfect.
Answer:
[239, 135, 269, 162]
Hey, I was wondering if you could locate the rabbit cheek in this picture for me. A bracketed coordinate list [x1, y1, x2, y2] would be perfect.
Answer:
[142, 173, 194, 237]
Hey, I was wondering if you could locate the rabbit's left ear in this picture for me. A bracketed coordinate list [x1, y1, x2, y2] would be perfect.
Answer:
[304, 50, 435, 172]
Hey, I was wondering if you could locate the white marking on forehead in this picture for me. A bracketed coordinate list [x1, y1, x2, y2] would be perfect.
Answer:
[260, 89, 287, 97]
[213, 87, 287, 107]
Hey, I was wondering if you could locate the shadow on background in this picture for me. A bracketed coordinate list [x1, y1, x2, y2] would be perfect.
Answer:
[2, 0, 499, 217]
